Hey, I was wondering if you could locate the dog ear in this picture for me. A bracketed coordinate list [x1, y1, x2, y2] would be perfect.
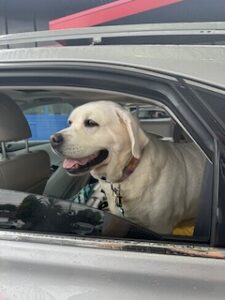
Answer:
[116, 108, 149, 159]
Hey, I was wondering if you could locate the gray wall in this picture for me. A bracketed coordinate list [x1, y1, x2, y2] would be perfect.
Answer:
[1, 0, 225, 36]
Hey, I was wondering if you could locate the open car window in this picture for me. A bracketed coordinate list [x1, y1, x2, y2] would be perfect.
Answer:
[0, 86, 214, 245]
[0, 53, 223, 246]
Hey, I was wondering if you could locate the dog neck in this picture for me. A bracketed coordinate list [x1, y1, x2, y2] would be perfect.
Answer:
[117, 155, 140, 183]
[100, 155, 140, 184]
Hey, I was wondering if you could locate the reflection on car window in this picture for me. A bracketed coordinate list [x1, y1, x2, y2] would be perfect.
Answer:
[0, 190, 159, 241]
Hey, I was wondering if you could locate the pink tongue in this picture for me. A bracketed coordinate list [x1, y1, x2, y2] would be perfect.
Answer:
[63, 153, 99, 169]
[63, 159, 79, 169]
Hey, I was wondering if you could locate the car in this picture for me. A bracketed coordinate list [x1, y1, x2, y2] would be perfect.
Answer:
[0, 22, 225, 299]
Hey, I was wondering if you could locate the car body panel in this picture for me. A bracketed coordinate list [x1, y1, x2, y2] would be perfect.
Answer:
[0, 45, 225, 89]
[0, 23, 225, 298]
[1, 236, 225, 300]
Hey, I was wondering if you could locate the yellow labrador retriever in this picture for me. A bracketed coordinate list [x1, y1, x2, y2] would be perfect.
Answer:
[50, 101, 205, 234]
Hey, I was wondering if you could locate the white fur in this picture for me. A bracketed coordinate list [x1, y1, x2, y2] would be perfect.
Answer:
[59, 101, 205, 234]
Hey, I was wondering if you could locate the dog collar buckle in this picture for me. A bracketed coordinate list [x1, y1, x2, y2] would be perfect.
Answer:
[110, 183, 124, 216]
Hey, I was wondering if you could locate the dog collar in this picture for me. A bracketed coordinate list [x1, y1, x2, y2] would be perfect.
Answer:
[118, 156, 140, 183]
[111, 156, 140, 216]
[101, 155, 140, 184]
[101, 156, 140, 216]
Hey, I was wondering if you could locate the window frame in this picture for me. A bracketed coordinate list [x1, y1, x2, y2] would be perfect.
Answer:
[0, 61, 220, 248]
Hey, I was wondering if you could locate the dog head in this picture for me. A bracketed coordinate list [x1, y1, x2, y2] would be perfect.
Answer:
[50, 101, 149, 182]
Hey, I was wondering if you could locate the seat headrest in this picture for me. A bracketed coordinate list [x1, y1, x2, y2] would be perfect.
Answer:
[0, 93, 31, 142]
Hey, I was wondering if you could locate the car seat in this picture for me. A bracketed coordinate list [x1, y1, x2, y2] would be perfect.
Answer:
[0, 93, 50, 194]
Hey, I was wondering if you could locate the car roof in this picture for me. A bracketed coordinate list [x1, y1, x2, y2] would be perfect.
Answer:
[0, 45, 225, 89]
[0, 22, 225, 89]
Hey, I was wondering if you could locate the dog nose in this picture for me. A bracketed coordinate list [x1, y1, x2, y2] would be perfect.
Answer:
[50, 133, 64, 147]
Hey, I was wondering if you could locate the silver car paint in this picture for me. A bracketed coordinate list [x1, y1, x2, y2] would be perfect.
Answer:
[1, 237, 225, 300]
[0, 45, 225, 89]
[0, 35, 225, 298]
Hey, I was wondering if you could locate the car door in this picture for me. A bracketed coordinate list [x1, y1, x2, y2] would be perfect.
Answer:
[0, 25, 225, 298]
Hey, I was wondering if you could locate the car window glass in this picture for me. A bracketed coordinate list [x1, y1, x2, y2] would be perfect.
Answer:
[196, 88, 225, 128]
[0, 189, 160, 241]
[24, 103, 73, 141]
[0, 90, 212, 243]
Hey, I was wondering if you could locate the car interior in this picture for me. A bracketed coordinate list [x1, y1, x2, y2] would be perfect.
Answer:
[0, 88, 212, 241]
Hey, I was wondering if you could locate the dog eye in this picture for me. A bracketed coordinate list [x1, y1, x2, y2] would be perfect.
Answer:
[68, 120, 72, 126]
[84, 119, 99, 127]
